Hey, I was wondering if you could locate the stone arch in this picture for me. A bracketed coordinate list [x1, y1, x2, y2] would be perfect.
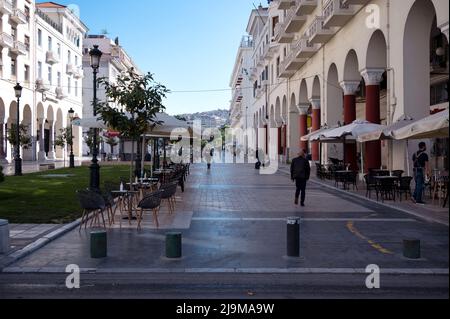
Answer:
[326, 64, 343, 126]
[311, 76, 321, 100]
[0, 99, 7, 161]
[22, 105, 33, 161]
[55, 108, 64, 159]
[299, 79, 309, 105]
[288, 90, 300, 159]
[344, 50, 361, 82]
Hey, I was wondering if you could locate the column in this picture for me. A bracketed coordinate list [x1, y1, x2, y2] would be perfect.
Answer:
[298, 103, 309, 153]
[340, 81, 360, 171]
[310, 99, 321, 162]
[37, 118, 47, 161]
[0, 123, 7, 164]
[361, 68, 384, 171]
[47, 121, 56, 160]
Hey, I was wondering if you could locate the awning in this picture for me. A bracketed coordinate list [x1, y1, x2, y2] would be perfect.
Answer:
[357, 117, 415, 143]
[392, 109, 449, 140]
[322, 120, 385, 141]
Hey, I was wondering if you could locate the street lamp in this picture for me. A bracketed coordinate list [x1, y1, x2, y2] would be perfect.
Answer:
[89, 45, 103, 190]
[13, 83, 23, 176]
[68, 108, 75, 168]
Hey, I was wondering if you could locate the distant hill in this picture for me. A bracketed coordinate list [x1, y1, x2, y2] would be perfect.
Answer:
[175, 109, 230, 128]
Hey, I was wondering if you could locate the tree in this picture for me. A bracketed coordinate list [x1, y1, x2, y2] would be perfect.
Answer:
[83, 129, 102, 155]
[97, 69, 169, 180]
[54, 127, 74, 149]
[7, 124, 32, 150]
[105, 136, 119, 155]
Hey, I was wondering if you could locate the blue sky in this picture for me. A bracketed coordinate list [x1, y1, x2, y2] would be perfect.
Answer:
[57, 0, 262, 115]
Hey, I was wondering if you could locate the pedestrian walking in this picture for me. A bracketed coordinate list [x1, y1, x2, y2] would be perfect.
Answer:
[412, 142, 430, 205]
[291, 150, 311, 206]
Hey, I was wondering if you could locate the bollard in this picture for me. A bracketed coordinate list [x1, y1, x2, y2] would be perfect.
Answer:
[403, 239, 421, 259]
[0, 220, 10, 254]
[287, 217, 301, 258]
[90, 231, 107, 259]
[166, 232, 182, 259]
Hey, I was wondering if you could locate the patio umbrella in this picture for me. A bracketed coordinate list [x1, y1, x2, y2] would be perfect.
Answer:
[357, 116, 415, 143]
[392, 109, 449, 140]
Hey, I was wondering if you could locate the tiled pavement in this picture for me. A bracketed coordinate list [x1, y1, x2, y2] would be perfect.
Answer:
[2, 163, 449, 273]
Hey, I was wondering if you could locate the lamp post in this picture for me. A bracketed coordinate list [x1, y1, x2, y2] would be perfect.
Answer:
[13, 83, 23, 176]
[89, 45, 103, 190]
[68, 108, 75, 168]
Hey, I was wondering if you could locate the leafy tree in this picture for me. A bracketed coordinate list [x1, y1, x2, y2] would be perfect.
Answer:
[97, 69, 169, 180]
[83, 129, 102, 155]
[105, 136, 119, 154]
[7, 124, 32, 149]
[54, 128, 74, 149]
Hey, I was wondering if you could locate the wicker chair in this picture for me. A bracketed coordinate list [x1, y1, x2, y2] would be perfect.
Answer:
[364, 174, 378, 200]
[137, 190, 163, 230]
[77, 190, 107, 231]
[397, 176, 413, 202]
[344, 171, 359, 191]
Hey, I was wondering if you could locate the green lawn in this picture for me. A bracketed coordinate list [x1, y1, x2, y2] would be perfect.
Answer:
[0, 165, 133, 224]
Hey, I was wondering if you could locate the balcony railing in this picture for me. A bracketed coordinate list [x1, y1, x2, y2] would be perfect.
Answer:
[307, 16, 335, 44]
[73, 67, 84, 79]
[283, 4, 307, 33]
[11, 41, 27, 55]
[10, 8, 27, 24]
[36, 79, 50, 92]
[66, 63, 76, 75]
[274, 22, 295, 44]
[46, 51, 59, 65]
[0, 32, 14, 48]
[342, 0, 370, 5]
[291, 36, 318, 59]
[0, 0, 13, 14]
[36, 8, 63, 34]
[240, 35, 253, 48]
[55, 87, 66, 99]
[274, 0, 295, 10]
[323, 0, 353, 28]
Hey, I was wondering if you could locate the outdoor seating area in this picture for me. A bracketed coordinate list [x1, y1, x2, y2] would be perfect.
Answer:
[76, 163, 190, 231]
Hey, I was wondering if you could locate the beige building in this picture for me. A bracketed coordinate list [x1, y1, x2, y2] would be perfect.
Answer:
[230, 0, 449, 172]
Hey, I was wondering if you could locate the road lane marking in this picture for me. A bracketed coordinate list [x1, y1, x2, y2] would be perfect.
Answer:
[347, 221, 394, 255]
[192, 217, 417, 223]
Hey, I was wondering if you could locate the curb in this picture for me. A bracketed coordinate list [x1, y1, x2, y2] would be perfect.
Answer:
[277, 168, 449, 227]
[0, 219, 81, 272]
[3, 267, 449, 276]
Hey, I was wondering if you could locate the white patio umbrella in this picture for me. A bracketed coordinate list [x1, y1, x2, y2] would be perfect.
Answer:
[392, 109, 449, 140]
[72, 117, 108, 129]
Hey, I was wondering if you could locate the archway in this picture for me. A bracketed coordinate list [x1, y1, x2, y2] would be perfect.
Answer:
[7, 102, 18, 162]
[22, 105, 33, 161]
[310, 76, 322, 161]
[55, 109, 64, 159]
[36, 103, 46, 161]
[0, 99, 6, 162]
[288, 93, 299, 160]
[46, 105, 56, 159]
[326, 64, 344, 162]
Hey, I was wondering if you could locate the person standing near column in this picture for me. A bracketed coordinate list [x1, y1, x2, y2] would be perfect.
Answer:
[412, 142, 430, 205]
[291, 150, 311, 207]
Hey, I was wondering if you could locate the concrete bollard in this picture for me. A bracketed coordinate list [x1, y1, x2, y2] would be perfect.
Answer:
[0, 220, 10, 254]
[166, 232, 182, 259]
[403, 239, 421, 259]
[287, 217, 301, 258]
[90, 231, 107, 259]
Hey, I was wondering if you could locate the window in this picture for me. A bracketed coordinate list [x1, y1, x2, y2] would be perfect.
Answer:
[48, 36, 52, 51]
[57, 43, 61, 57]
[11, 59, 16, 77]
[276, 57, 280, 77]
[272, 16, 279, 37]
[67, 51, 71, 64]
[38, 29, 42, 47]
[11, 27, 17, 41]
[48, 66, 52, 85]
[25, 6, 30, 23]
[75, 55, 78, 66]
[68, 77, 71, 94]
[24, 36, 30, 51]
[38, 61, 42, 79]
[75, 81, 78, 96]
[57, 72, 61, 87]
[24, 65, 30, 83]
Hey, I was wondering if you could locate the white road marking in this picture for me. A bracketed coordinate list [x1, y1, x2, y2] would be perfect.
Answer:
[191, 217, 417, 222]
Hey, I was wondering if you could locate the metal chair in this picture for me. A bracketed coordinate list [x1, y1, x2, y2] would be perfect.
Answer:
[377, 179, 396, 202]
[344, 171, 358, 191]
[364, 175, 378, 200]
[397, 176, 413, 202]
[137, 190, 163, 230]
[391, 170, 404, 179]
[77, 190, 107, 231]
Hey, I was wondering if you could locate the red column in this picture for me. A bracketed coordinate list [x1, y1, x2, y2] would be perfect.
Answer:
[341, 81, 360, 171]
[310, 99, 321, 161]
[299, 105, 309, 153]
[362, 69, 384, 171]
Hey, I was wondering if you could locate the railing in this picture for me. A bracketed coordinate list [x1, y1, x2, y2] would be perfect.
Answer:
[323, 0, 350, 21]
[0, 0, 13, 13]
[240, 35, 253, 48]
[0, 32, 14, 47]
[12, 8, 27, 23]
[307, 16, 325, 37]
[35, 8, 63, 34]
[13, 41, 26, 53]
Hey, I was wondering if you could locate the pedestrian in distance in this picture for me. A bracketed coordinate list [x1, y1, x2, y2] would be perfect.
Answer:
[291, 150, 311, 207]
[411, 142, 430, 205]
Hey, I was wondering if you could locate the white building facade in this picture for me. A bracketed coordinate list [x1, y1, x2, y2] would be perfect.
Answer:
[0, 0, 87, 164]
[82, 35, 141, 159]
[229, 0, 449, 172]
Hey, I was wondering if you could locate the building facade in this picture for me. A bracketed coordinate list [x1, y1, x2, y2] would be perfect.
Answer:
[229, 0, 449, 172]
[0, 0, 87, 164]
[82, 34, 141, 158]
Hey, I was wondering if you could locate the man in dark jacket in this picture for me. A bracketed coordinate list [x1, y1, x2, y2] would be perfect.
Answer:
[291, 150, 311, 206]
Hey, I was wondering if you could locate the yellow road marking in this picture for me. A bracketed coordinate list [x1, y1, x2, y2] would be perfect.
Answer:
[347, 221, 394, 255]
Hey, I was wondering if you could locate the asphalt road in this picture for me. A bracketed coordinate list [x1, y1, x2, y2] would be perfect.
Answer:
[0, 273, 448, 299]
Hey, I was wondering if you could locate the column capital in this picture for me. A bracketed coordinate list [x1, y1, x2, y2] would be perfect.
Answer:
[309, 98, 321, 110]
[340, 81, 360, 95]
[360, 68, 385, 86]
[297, 103, 310, 115]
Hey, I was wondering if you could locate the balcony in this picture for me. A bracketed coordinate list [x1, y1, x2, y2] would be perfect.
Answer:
[280, 50, 307, 75]
[0, 0, 13, 14]
[291, 37, 319, 59]
[274, 23, 295, 44]
[307, 16, 335, 44]
[232, 88, 243, 105]
[296, 0, 318, 16]
[36, 79, 50, 93]
[255, 86, 264, 99]
[55, 87, 66, 100]
[283, 5, 307, 34]
[46, 51, 59, 65]
[10, 8, 27, 24]
[66, 63, 76, 75]
[323, 0, 354, 28]
[10, 41, 26, 55]
[342, 0, 370, 5]
[256, 54, 265, 68]
[0, 32, 13, 48]
[275, 0, 295, 10]
[249, 67, 257, 80]
[73, 68, 84, 79]
[263, 42, 279, 61]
